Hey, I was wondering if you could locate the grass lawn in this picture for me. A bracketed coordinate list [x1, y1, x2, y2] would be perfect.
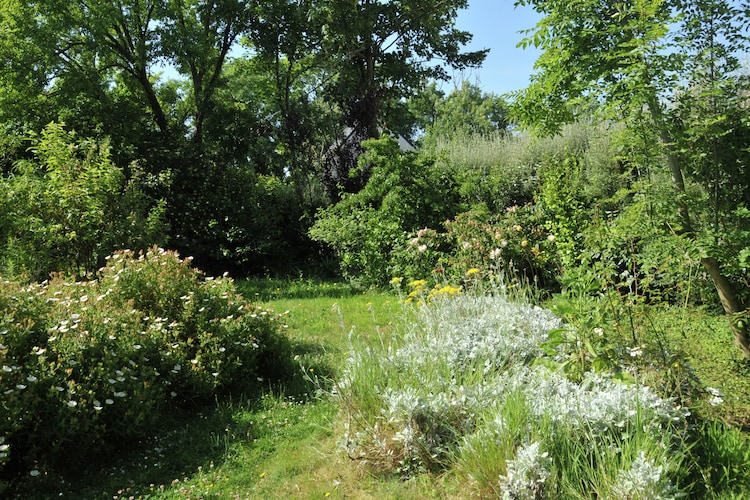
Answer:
[12, 280, 455, 498]
[8, 278, 750, 498]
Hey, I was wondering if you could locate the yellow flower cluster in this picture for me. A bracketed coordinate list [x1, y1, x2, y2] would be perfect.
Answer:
[392, 278, 462, 305]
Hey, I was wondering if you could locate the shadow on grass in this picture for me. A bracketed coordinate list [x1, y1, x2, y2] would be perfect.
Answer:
[5, 402, 241, 499]
[6, 364, 335, 499]
[236, 276, 358, 302]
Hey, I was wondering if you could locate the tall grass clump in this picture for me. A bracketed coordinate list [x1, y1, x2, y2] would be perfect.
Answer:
[0, 247, 292, 491]
[332, 289, 692, 497]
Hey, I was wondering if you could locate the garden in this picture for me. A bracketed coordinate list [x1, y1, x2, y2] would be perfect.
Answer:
[2, 0, 750, 497]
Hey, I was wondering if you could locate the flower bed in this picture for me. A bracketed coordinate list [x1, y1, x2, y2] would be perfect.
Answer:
[335, 293, 690, 497]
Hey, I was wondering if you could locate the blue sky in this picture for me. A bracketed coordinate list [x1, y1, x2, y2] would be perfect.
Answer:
[447, 0, 543, 97]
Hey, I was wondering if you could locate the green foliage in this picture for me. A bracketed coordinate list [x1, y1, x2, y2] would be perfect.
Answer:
[0, 247, 292, 482]
[537, 154, 589, 269]
[0, 123, 166, 279]
[417, 81, 509, 145]
[431, 121, 621, 214]
[309, 137, 461, 288]
[513, 0, 750, 355]
[392, 207, 559, 292]
[168, 156, 310, 276]
[691, 420, 750, 497]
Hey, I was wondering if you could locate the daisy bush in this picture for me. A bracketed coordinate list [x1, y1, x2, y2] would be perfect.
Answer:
[0, 247, 292, 481]
[334, 291, 692, 497]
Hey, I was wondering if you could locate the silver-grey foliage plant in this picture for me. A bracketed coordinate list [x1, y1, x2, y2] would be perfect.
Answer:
[335, 293, 689, 496]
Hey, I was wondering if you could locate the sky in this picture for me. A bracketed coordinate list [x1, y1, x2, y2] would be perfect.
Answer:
[447, 0, 543, 97]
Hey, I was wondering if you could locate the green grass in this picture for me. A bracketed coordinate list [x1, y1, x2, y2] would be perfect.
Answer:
[8, 278, 750, 499]
[8, 279, 449, 499]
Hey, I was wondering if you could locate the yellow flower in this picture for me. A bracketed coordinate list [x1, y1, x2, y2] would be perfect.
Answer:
[467, 267, 480, 275]
[389, 276, 403, 285]
[521, 240, 528, 247]
[408, 279, 427, 288]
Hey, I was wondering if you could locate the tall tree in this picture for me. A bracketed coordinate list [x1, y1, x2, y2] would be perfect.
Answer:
[513, 0, 750, 356]
[3, 0, 250, 148]
[314, 0, 488, 195]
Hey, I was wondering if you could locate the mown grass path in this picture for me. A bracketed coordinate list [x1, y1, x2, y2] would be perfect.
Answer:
[15, 285, 457, 499]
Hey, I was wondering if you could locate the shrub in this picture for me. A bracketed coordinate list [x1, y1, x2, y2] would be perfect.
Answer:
[0, 247, 292, 482]
[392, 207, 560, 292]
[0, 123, 166, 280]
[309, 137, 462, 288]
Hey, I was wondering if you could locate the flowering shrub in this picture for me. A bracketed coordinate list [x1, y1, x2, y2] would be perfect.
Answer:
[334, 293, 691, 496]
[0, 247, 291, 479]
[392, 207, 560, 292]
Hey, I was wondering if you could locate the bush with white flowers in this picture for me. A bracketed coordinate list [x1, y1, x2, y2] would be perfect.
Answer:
[0, 247, 292, 480]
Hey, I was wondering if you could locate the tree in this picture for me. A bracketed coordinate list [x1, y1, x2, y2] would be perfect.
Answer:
[513, 0, 750, 356]
[2, 0, 251, 150]
[417, 81, 510, 146]
[312, 0, 488, 195]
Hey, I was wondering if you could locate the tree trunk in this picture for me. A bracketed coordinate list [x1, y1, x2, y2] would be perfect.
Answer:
[701, 256, 750, 357]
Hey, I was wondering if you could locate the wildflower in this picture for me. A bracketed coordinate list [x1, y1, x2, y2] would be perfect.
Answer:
[467, 268, 481, 275]
[490, 248, 502, 260]
[30, 470, 41, 477]
[628, 346, 643, 357]
[417, 244, 427, 252]
[521, 240, 529, 247]
[514, 224, 523, 231]
[547, 234, 555, 242]
[67, 400, 77, 407]
[707, 387, 724, 406]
